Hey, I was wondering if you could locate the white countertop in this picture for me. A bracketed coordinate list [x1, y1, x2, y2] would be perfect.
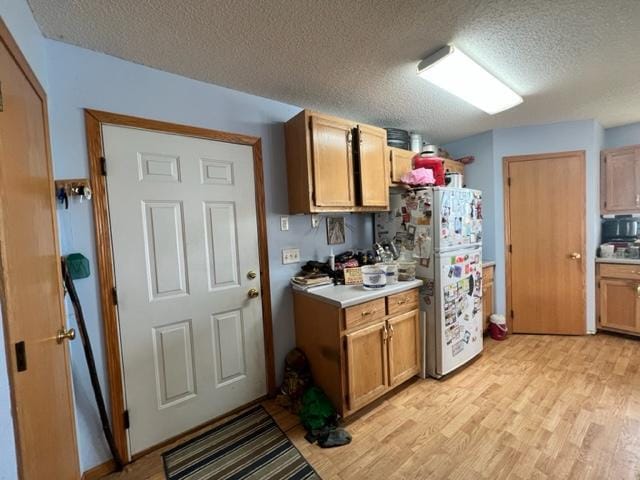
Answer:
[596, 257, 640, 265]
[293, 279, 423, 308]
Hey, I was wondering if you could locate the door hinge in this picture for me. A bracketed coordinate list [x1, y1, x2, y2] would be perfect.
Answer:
[509, 244, 513, 253]
[604, 201, 607, 208]
[100, 156, 107, 176]
[510, 309, 514, 319]
[0, 81, 3, 112]
[123, 410, 130, 429]
[507, 177, 511, 187]
[15, 341, 26, 372]
[112, 287, 118, 305]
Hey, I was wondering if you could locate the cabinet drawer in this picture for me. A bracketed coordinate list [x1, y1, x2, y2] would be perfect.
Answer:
[344, 298, 386, 330]
[599, 263, 640, 280]
[386, 289, 419, 316]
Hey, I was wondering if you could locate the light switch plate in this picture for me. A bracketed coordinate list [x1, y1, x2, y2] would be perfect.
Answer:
[282, 248, 300, 264]
[311, 214, 320, 228]
[280, 216, 289, 231]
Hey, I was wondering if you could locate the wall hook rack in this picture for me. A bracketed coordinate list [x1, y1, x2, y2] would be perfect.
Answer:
[55, 178, 92, 209]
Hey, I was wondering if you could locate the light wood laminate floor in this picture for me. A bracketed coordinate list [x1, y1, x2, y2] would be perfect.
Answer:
[103, 333, 640, 480]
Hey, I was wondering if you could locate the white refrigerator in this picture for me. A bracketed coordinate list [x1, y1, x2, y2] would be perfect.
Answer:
[375, 187, 483, 378]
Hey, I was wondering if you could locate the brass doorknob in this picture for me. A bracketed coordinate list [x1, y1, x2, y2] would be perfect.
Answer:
[569, 252, 582, 260]
[56, 327, 76, 343]
[247, 271, 257, 280]
[248, 288, 259, 299]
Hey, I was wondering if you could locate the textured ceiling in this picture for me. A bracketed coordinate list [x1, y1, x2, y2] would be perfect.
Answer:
[27, 0, 640, 143]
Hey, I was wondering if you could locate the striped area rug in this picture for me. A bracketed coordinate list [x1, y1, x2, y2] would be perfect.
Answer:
[162, 405, 320, 480]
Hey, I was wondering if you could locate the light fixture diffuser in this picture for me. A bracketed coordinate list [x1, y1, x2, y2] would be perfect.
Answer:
[417, 45, 523, 114]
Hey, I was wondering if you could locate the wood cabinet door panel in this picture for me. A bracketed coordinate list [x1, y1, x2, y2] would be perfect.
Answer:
[602, 148, 640, 213]
[387, 310, 420, 386]
[357, 125, 388, 207]
[310, 115, 355, 207]
[346, 321, 388, 410]
[600, 278, 640, 333]
[389, 147, 414, 184]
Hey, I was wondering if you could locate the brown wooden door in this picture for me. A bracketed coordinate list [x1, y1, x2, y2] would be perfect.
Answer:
[599, 278, 640, 334]
[357, 125, 388, 207]
[345, 321, 388, 411]
[0, 23, 80, 479]
[602, 147, 640, 213]
[310, 115, 355, 207]
[505, 151, 586, 334]
[387, 310, 420, 386]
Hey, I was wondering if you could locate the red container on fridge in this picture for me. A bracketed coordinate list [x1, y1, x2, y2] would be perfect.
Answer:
[413, 154, 445, 186]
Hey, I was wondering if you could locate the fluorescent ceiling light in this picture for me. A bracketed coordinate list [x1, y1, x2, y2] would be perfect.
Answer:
[417, 45, 523, 115]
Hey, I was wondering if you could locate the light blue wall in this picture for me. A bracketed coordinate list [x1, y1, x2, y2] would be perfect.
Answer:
[604, 122, 640, 149]
[446, 120, 602, 330]
[46, 39, 372, 471]
[0, 2, 49, 478]
[443, 131, 495, 261]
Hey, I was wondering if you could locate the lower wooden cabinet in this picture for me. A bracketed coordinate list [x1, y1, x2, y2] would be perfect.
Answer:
[345, 321, 388, 411]
[482, 264, 495, 331]
[598, 263, 640, 335]
[387, 310, 420, 387]
[293, 287, 421, 416]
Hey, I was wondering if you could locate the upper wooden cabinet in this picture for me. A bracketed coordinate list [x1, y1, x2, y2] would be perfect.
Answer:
[310, 115, 355, 208]
[285, 110, 389, 213]
[388, 147, 465, 185]
[389, 147, 414, 184]
[601, 146, 640, 213]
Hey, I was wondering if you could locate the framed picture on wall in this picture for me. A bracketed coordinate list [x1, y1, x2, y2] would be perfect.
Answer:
[326, 216, 346, 245]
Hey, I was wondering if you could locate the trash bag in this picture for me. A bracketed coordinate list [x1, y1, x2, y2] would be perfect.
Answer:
[300, 387, 352, 448]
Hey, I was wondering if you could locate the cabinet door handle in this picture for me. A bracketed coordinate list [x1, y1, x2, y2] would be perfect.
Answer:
[346, 130, 353, 145]
[382, 324, 388, 342]
[637, 285, 640, 298]
[636, 194, 640, 205]
[388, 324, 395, 339]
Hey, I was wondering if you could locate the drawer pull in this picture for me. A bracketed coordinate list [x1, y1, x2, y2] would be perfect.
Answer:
[397, 299, 407, 305]
[361, 310, 374, 317]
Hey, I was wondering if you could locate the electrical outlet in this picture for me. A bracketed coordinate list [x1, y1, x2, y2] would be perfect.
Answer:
[282, 248, 300, 264]
[311, 214, 320, 228]
[280, 216, 289, 231]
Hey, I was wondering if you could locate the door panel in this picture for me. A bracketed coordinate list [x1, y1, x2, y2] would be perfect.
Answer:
[388, 310, 420, 386]
[507, 152, 586, 334]
[357, 125, 388, 207]
[103, 125, 266, 454]
[346, 321, 387, 411]
[389, 147, 414, 184]
[603, 148, 639, 212]
[599, 279, 640, 333]
[310, 115, 355, 207]
[0, 32, 80, 479]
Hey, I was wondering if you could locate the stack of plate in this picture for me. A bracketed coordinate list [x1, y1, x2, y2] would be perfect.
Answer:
[385, 128, 410, 150]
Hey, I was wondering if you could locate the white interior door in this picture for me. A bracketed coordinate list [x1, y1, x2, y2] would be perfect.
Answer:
[102, 125, 266, 454]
